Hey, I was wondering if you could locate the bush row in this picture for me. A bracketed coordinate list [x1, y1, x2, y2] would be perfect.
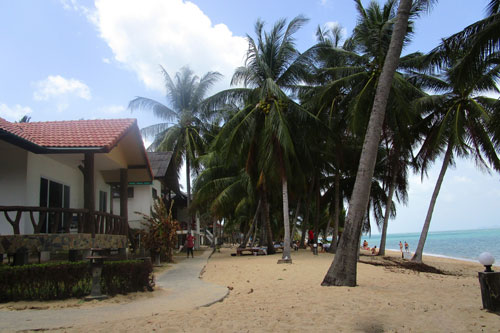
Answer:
[0, 260, 154, 302]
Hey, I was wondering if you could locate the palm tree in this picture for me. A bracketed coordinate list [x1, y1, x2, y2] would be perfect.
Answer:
[410, 51, 500, 263]
[322, 0, 431, 287]
[129, 66, 222, 234]
[206, 16, 312, 263]
[430, 0, 500, 85]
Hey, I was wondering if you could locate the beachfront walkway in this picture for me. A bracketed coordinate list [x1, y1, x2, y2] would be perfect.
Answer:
[0, 248, 228, 332]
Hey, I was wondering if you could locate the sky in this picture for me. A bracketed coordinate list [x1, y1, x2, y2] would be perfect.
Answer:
[0, 0, 499, 235]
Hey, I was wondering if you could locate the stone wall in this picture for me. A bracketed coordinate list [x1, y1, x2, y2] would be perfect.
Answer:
[0, 234, 128, 253]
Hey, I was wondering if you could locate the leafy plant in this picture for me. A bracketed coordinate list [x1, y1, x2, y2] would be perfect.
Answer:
[137, 199, 179, 263]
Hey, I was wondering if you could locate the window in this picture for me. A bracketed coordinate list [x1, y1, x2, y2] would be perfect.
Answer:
[39, 178, 70, 233]
[99, 191, 107, 212]
[111, 185, 134, 198]
[152, 188, 158, 199]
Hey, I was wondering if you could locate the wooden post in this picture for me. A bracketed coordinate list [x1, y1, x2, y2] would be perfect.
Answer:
[478, 271, 500, 312]
[109, 185, 114, 215]
[120, 169, 128, 236]
[84, 153, 95, 237]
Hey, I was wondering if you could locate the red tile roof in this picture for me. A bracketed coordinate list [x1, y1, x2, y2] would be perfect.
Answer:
[0, 118, 137, 150]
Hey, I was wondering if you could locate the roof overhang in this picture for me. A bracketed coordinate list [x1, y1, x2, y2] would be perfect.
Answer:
[0, 120, 153, 183]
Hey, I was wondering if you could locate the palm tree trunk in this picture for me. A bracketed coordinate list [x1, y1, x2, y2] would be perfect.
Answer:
[300, 177, 315, 248]
[412, 142, 453, 263]
[250, 215, 259, 247]
[290, 199, 301, 242]
[259, 218, 265, 247]
[186, 156, 192, 232]
[261, 191, 276, 255]
[329, 172, 341, 253]
[313, 182, 321, 244]
[322, 0, 412, 287]
[280, 175, 292, 262]
[379, 164, 399, 256]
[212, 218, 217, 248]
[239, 199, 261, 248]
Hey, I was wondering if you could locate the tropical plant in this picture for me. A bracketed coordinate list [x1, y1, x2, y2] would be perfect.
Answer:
[429, 0, 500, 86]
[129, 66, 222, 231]
[205, 16, 313, 262]
[411, 50, 500, 263]
[322, 0, 433, 287]
[137, 199, 179, 264]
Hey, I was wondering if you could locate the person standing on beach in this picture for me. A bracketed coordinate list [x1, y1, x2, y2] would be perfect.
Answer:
[186, 232, 195, 258]
[404, 241, 409, 253]
[399, 241, 404, 258]
[308, 229, 314, 250]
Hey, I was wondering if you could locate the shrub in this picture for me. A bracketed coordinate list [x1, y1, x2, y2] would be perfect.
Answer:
[0, 259, 154, 302]
[137, 199, 179, 263]
[101, 260, 154, 295]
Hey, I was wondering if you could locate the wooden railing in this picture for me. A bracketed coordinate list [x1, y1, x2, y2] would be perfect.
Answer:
[93, 211, 127, 235]
[0, 206, 127, 237]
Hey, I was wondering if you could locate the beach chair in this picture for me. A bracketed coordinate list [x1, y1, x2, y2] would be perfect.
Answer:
[235, 247, 267, 256]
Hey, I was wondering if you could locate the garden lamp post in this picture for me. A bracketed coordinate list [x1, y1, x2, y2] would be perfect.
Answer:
[477, 252, 500, 312]
[85, 248, 108, 301]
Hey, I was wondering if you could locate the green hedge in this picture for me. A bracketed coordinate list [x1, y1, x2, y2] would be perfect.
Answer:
[0, 260, 154, 302]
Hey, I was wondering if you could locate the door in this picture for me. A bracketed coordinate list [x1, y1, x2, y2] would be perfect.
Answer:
[39, 178, 70, 233]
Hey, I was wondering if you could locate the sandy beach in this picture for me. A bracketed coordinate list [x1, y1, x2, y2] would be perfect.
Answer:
[32, 247, 497, 333]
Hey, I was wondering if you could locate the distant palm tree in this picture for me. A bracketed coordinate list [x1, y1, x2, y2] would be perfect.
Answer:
[322, 0, 433, 287]
[17, 115, 31, 123]
[411, 51, 500, 263]
[129, 66, 222, 230]
[206, 16, 312, 262]
[429, 0, 500, 85]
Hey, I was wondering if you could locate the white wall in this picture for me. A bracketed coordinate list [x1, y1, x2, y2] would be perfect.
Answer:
[95, 170, 110, 213]
[0, 142, 152, 235]
[113, 180, 161, 230]
[0, 142, 28, 234]
[25, 152, 84, 234]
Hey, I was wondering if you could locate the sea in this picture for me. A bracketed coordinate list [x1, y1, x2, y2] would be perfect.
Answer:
[361, 228, 500, 263]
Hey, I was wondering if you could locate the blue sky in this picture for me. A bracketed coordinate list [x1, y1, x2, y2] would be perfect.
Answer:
[0, 0, 498, 234]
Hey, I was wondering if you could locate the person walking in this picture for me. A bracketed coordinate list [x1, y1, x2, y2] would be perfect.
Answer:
[307, 229, 314, 250]
[186, 232, 195, 258]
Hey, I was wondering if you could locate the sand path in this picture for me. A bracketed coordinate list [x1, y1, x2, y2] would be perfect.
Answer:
[0, 249, 228, 332]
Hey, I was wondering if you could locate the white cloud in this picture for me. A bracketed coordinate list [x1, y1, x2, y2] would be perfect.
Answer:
[408, 174, 435, 195]
[99, 105, 126, 114]
[60, 0, 93, 18]
[60, 0, 78, 10]
[56, 102, 70, 112]
[89, 0, 247, 92]
[102, 57, 111, 64]
[0, 103, 33, 121]
[33, 75, 91, 101]
[452, 175, 473, 183]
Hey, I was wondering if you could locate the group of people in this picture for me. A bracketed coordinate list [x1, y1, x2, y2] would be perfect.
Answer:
[399, 241, 409, 253]
[399, 241, 410, 258]
[304, 229, 331, 253]
[361, 240, 378, 255]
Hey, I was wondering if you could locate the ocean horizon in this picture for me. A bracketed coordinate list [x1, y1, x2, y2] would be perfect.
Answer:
[361, 227, 500, 263]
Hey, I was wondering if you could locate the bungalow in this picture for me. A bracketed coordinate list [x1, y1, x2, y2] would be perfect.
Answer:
[0, 117, 152, 263]
[118, 151, 203, 249]
[113, 151, 187, 230]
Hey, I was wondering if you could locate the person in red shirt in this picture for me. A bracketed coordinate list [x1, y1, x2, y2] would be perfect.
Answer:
[307, 229, 314, 249]
[186, 232, 195, 258]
